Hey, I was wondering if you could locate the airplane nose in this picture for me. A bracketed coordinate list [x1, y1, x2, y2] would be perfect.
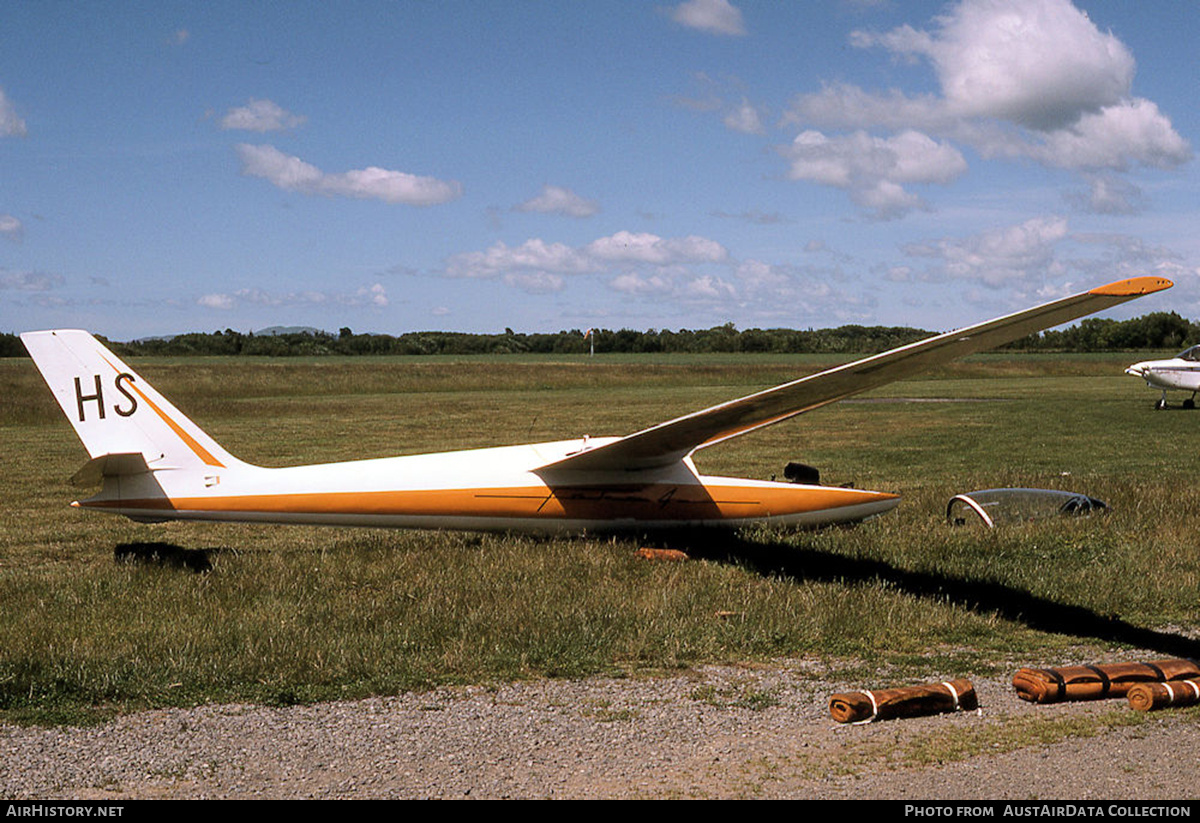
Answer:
[1125, 363, 1148, 377]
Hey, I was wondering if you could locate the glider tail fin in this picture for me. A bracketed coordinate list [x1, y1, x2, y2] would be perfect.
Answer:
[20, 329, 247, 474]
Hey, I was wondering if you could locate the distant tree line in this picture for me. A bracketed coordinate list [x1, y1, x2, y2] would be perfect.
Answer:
[3, 312, 1198, 358]
[1003, 312, 1196, 352]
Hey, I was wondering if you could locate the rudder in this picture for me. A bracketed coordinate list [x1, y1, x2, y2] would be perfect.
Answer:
[20, 330, 246, 472]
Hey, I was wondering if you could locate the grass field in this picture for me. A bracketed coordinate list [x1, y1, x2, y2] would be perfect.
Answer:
[2, 351, 1198, 725]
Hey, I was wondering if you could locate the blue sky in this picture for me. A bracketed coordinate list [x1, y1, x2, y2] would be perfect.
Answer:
[1, 0, 1196, 340]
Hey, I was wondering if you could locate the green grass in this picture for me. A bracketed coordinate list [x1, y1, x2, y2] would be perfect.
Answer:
[1, 352, 1198, 725]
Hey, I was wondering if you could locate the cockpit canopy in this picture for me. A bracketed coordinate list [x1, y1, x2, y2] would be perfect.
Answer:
[1176, 345, 1200, 362]
[947, 488, 1107, 528]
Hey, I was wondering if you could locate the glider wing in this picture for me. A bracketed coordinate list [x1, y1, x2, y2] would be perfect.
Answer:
[538, 277, 1172, 473]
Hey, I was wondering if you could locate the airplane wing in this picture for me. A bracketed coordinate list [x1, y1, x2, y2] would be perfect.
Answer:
[537, 277, 1172, 473]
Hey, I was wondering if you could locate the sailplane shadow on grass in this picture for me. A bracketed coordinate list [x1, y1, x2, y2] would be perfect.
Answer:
[114, 541, 219, 573]
[690, 534, 1200, 660]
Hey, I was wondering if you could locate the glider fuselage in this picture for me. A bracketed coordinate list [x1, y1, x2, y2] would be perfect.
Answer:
[75, 438, 900, 532]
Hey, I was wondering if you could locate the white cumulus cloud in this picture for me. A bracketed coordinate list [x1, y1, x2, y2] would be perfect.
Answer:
[723, 99, 766, 135]
[902, 216, 1070, 287]
[235, 144, 463, 206]
[862, 0, 1135, 131]
[514, 185, 600, 218]
[503, 271, 564, 294]
[220, 99, 306, 132]
[1, 270, 64, 291]
[684, 274, 737, 300]
[197, 283, 389, 310]
[609, 272, 676, 296]
[1028, 99, 1191, 171]
[0, 87, 27, 137]
[670, 0, 747, 36]
[782, 0, 1190, 213]
[585, 231, 729, 266]
[781, 130, 967, 220]
[1067, 174, 1144, 216]
[445, 239, 596, 280]
[197, 293, 235, 310]
[445, 231, 734, 298]
[0, 215, 23, 241]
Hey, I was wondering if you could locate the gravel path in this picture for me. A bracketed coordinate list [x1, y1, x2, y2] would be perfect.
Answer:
[4, 659, 1199, 800]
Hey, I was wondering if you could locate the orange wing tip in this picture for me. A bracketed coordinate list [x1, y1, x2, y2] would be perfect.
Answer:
[1089, 276, 1173, 296]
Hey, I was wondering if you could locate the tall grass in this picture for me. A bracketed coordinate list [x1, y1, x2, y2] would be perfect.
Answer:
[1, 353, 1197, 724]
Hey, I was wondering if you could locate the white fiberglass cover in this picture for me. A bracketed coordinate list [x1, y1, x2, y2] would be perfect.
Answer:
[947, 488, 1107, 528]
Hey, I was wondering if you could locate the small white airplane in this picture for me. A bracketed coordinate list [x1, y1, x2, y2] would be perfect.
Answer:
[21, 276, 1170, 535]
[1126, 345, 1200, 409]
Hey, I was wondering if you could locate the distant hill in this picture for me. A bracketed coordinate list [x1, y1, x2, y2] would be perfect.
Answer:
[129, 326, 325, 344]
[254, 326, 326, 336]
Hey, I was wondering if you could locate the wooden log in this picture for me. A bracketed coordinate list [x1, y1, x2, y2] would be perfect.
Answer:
[1012, 659, 1200, 703]
[829, 678, 977, 724]
[1127, 678, 1200, 712]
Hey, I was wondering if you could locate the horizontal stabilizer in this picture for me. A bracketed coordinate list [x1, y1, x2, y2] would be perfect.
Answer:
[71, 452, 154, 487]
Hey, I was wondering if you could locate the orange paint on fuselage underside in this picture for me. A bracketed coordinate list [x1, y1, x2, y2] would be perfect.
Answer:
[78, 481, 897, 526]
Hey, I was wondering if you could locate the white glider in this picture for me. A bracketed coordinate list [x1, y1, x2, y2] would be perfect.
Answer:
[1126, 345, 1200, 409]
[22, 276, 1170, 534]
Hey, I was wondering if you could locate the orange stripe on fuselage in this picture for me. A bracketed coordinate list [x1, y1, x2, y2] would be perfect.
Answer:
[80, 482, 895, 523]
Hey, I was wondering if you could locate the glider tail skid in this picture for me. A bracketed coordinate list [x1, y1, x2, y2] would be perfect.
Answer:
[19, 330, 247, 498]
